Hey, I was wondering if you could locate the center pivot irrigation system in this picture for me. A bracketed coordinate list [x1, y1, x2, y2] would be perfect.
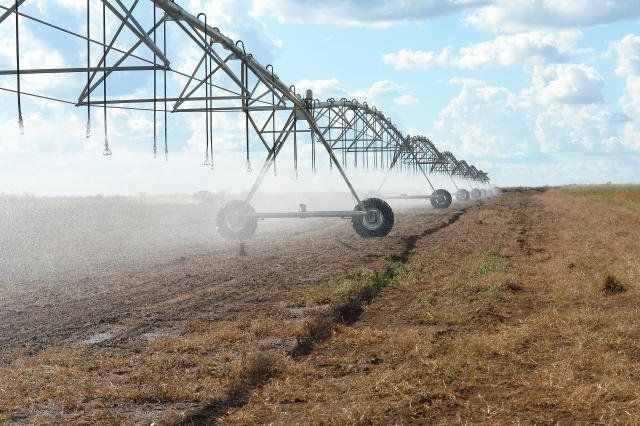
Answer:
[0, 0, 495, 240]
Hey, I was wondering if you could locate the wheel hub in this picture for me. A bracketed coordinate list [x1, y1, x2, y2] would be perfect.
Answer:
[225, 211, 249, 232]
[363, 208, 383, 230]
[433, 194, 446, 206]
[217, 200, 258, 240]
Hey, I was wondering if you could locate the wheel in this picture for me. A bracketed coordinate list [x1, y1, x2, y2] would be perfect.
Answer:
[216, 200, 258, 240]
[430, 189, 452, 209]
[455, 189, 470, 202]
[352, 198, 394, 238]
[471, 188, 481, 199]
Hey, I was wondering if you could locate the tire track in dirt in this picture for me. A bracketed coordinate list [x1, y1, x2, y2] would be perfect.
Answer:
[391, 207, 470, 264]
[212, 190, 550, 424]
[173, 205, 476, 424]
[104, 207, 475, 350]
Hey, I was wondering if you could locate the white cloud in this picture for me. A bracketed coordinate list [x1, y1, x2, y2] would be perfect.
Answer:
[393, 94, 419, 106]
[455, 30, 579, 68]
[534, 103, 620, 153]
[611, 34, 640, 150]
[295, 78, 420, 109]
[382, 31, 580, 70]
[449, 77, 486, 86]
[611, 34, 640, 77]
[465, 0, 640, 32]
[521, 63, 604, 106]
[488, 156, 640, 187]
[434, 63, 620, 162]
[382, 48, 452, 70]
[350, 80, 404, 102]
[0, 19, 72, 93]
[349, 80, 420, 110]
[251, 0, 486, 27]
[294, 78, 346, 99]
[434, 83, 528, 159]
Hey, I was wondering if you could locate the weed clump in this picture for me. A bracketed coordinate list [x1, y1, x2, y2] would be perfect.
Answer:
[228, 352, 277, 399]
[449, 250, 513, 297]
[304, 263, 403, 306]
[291, 262, 404, 356]
[602, 275, 627, 294]
[414, 250, 518, 328]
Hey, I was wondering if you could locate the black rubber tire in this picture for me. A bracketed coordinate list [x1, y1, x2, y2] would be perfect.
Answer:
[430, 189, 453, 209]
[216, 200, 258, 240]
[352, 198, 394, 238]
[471, 188, 481, 199]
[455, 189, 470, 202]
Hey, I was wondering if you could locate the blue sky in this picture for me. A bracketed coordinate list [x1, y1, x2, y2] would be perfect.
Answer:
[1, 0, 640, 195]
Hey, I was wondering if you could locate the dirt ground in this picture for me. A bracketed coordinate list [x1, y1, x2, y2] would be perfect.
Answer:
[0, 193, 457, 351]
[1, 188, 639, 424]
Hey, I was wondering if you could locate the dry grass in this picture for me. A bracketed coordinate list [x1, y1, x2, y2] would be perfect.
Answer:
[2, 188, 640, 423]
[221, 188, 640, 423]
[0, 322, 260, 423]
[0, 259, 404, 423]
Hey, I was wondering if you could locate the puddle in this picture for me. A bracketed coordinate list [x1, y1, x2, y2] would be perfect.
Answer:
[138, 328, 182, 342]
[77, 326, 126, 345]
[80, 331, 118, 344]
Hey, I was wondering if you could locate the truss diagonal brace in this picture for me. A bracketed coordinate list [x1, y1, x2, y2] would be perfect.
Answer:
[99, 0, 169, 66]
[0, 0, 26, 25]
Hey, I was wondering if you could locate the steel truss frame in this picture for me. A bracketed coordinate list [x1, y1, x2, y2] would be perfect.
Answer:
[0, 0, 492, 239]
[432, 151, 490, 192]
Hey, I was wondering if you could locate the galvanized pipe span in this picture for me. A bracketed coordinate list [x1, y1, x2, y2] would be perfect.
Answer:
[0, 0, 495, 240]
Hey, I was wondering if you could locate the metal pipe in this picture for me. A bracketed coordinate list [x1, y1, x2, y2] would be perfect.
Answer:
[246, 210, 368, 219]
[0, 66, 161, 76]
[380, 195, 434, 200]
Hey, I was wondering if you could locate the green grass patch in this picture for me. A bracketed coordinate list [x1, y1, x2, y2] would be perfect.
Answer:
[444, 313, 471, 326]
[449, 250, 514, 299]
[560, 184, 640, 213]
[304, 262, 404, 306]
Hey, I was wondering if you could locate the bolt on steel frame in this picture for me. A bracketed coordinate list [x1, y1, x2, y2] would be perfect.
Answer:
[0, 0, 492, 239]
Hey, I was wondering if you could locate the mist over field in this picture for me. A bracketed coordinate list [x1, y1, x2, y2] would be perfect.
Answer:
[1, 184, 459, 286]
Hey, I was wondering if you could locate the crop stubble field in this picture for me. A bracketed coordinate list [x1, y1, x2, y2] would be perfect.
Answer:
[1, 186, 639, 424]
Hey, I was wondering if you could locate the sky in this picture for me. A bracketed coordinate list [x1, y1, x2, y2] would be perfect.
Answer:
[0, 0, 639, 195]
